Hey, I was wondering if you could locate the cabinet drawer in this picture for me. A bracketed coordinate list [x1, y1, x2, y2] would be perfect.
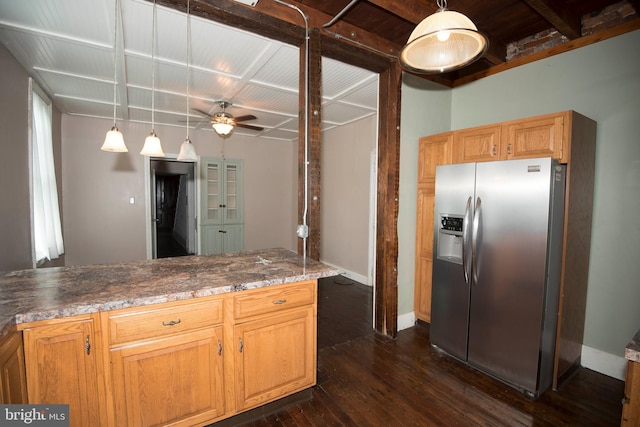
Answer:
[107, 298, 223, 345]
[234, 281, 316, 321]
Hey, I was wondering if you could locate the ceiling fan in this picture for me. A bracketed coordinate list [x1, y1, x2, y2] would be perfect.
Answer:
[192, 101, 264, 137]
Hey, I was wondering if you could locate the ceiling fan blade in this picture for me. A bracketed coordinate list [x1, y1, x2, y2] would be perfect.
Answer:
[236, 123, 264, 131]
[233, 114, 257, 122]
[191, 108, 215, 119]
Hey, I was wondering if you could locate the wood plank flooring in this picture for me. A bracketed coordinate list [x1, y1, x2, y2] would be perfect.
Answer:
[236, 276, 625, 426]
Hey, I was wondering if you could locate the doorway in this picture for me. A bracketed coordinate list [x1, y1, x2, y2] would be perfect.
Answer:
[149, 159, 197, 259]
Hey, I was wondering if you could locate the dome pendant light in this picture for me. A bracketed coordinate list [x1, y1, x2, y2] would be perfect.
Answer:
[399, 0, 488, 74]
[140, 0, 165, 157]
[177, 0, 197, 162]
[101, 0, 127, 152]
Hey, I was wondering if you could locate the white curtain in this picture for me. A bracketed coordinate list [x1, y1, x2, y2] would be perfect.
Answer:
[32, 90, 64, 263]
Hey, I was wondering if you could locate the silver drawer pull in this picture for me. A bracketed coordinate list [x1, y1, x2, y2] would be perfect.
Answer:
[272, 299, 287, 305]
[162, 319, 181, 326]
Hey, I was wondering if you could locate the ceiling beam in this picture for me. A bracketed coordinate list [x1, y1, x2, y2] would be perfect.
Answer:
[628, 0, 640, 14]
[365, 0, 437, 24]
[521, 0, 582, 39]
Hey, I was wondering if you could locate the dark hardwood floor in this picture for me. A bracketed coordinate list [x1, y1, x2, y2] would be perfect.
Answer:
[234, 275, 624, 427]
[156, 229, 189, 258]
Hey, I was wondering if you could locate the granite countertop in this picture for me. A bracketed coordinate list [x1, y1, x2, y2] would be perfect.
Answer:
[626, 329, 640, 363]
[0, 248, 339, 339]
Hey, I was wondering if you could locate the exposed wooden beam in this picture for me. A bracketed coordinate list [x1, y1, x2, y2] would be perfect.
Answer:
[366, 0, 437, 24]
[628, 0, 640, 14]
[521, 0, 582, 39]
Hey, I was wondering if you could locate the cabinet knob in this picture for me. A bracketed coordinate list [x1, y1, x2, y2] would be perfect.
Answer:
[85, 335, 91, 355]
[239, 337, 243, 353]
[162, 319, 181, 326]
[218, 340, 223, 356]
[272, 299, 287, 305]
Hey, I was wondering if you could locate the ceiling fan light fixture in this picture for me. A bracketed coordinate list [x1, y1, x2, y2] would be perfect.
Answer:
[140, 131, 165, 157]
[102, 126, 128, 152]
[399, 1, 488, 74]
[212, 122, 235, 137]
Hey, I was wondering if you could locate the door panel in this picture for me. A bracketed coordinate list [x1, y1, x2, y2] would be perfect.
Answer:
[467, 158, 553, 392]
[431, 162, 476, 361]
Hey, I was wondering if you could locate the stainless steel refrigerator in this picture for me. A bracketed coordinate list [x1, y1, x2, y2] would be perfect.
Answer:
[431, 157, 566, 398]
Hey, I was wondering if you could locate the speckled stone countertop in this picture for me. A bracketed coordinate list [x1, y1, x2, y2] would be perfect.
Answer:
[0, 248, 339, 339]
[626, 329, 640, 363]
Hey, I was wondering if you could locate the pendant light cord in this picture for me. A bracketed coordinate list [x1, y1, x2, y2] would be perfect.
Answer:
[112, 0, 119, 126]
[186, 0, 190, 137]
[151, 0, 157, 133]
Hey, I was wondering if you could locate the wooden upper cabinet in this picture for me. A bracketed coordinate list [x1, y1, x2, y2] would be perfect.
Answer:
[417, 132, 453, 184]
[502, 113, 565, 162]
[453, 124, 502, 163]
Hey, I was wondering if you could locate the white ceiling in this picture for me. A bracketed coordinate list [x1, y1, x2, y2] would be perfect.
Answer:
[0, 0, 378, 141]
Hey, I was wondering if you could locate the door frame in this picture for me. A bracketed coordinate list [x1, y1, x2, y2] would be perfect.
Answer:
[145, 155, 198, 259]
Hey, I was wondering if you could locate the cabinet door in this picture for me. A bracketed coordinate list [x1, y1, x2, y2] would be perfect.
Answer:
[111, 327, 225, 427]
[502, 113, 564, 161]
[234, 306, 315, 412]
[201, 224, 245, 255]
[0, 332, 27, 404]
[22, 317, 101, 427]
[415, 134, 453, 322]
[417, 132, 453, 184]
[622, 360, 640, 426]
[453, 124, 501, 163]
[201, 157, 244, 255]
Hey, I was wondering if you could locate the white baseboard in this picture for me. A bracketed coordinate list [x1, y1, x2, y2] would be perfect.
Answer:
[318, 260, 369, 286]
[398, 313, 627, 381]
[398, 312, 416, 331]
[581, 345, 627, 380]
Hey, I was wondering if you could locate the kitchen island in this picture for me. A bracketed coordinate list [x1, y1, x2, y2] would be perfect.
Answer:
[0, 248, 339, 426]
[622, 329, 640, 426]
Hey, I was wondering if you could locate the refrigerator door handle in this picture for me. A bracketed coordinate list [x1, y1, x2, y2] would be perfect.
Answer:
[471, 196, 481, 284]
[462, 196, 473, 284]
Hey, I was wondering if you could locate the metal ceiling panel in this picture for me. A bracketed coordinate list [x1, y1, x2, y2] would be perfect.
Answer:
[0, 0, 379, 141]
[233, 83, 300, 115]
[250, 44, 300, 91]
[322, 102, 376, 126]
[337, 80, 378, 110]
[322, 57, 377, 100]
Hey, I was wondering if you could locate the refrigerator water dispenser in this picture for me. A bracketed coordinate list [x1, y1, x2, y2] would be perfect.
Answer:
[437, 214, 463, 264]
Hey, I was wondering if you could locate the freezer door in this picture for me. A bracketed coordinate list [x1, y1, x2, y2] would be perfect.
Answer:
[431, 162, 476, 361]
[467, 157, 556, 394]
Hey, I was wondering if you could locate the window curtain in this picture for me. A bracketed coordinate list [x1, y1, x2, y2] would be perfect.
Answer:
[32, 90, 64, 263]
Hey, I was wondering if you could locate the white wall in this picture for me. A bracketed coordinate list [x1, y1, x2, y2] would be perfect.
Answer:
[61, 114, 297, 266]
[398, 29, 640, 377]
[320, 115, 377, 283]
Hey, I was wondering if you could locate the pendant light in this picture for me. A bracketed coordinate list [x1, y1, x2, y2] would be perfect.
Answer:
[101, 0, 127, 152]
[140, 0, 165, 157]
[399, 0, 488, 74]
[177, 0, 197, 162]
